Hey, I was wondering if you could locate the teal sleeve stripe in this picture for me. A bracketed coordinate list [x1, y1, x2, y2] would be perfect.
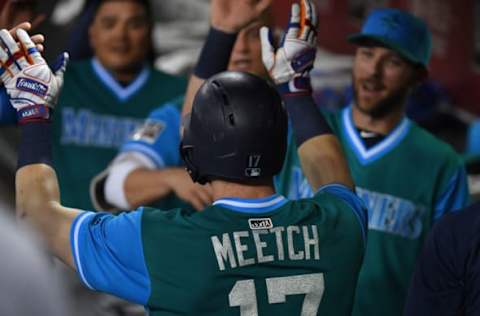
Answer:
[434, 167, 469, 221]
[316, 183, 368, 243]
[71, 209, 151, 305]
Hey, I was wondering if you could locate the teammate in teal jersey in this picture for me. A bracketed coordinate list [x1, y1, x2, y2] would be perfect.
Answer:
[4, 0, 367, 315]
[89, 8, 274, 212]
[275, 8, 469, 316]
[88, 97, 204, 211]
[52, 0, 186, 210]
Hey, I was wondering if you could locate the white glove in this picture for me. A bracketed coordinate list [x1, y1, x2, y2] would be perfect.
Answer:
[0, 28, 68, 123]
[260, 0, 318, 95]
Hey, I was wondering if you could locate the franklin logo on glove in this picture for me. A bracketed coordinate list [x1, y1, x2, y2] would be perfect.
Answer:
[16, 78, 48, 97]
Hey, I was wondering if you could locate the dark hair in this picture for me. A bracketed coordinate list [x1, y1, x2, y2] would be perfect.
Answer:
[91, 0, 152, 21]
[91, 0, 155, 64]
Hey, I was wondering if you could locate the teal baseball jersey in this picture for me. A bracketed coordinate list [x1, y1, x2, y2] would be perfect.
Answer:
[275, 106, 469, 316]
[71, 185, 367, 315]
[52, 58, 186, 210]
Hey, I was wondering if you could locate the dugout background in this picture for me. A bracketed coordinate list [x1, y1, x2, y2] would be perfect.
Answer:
[0, 0, 478, 210]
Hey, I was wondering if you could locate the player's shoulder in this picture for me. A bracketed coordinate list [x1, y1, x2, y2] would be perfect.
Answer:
[399, 121, 464, 176]
[66, 59, 91, 71]
[320, 108, 342, 132]
[305, 184, 368, 243]
[424, 202, 480, 280]
[408, 121, 460, 160]
[147, 97, 184, 120]
[147, 104, 180, 121]
[140, 206, 197, 223]
[149, 69, 187, 86]
[63, 59, 92, 81]
[433, 201, 480, 243]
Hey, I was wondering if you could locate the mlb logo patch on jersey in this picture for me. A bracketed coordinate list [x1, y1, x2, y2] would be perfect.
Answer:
[248, 218, 273, 230]
[131, 120, 165, 144]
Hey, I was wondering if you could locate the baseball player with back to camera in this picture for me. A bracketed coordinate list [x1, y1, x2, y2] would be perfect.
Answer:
[2, 0, 367, 315]
[272, 7, 469, 316]
[89, 0, 276, 212]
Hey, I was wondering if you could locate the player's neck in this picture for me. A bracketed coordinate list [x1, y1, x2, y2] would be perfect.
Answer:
[107, 64, 145, 85]
[211, 180, 276, 201]
[112, 70, 141, 85]
[352, 104, 404, 135]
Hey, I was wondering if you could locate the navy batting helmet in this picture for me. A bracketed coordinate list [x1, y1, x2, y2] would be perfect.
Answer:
[181, 71, 288, 184]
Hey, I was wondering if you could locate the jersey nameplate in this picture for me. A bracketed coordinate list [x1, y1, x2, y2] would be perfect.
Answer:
[248, 218, 273, 230]
[211, 225, 320, 271]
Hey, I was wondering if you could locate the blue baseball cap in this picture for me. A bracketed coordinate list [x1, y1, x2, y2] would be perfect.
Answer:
[348, 8, 432, 67]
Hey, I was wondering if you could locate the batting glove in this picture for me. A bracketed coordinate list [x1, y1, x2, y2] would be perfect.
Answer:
[0, 28, 68, 124]
[260, 0, 318, 96]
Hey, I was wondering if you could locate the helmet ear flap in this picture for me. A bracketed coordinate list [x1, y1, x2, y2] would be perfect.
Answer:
[180, 143, 207, 184]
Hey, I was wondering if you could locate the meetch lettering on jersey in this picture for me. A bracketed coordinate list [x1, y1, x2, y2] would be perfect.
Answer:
[211, 225, 320, 271]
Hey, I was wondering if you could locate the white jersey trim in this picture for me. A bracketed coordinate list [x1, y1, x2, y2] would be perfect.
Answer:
[342, 105, 411, 165]
[91, 58, 150, 101]
[213, 195, 288, 213]
[72, 212, 95, 290]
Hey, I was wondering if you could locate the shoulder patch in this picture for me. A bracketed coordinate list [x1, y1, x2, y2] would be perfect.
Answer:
[130, 120, 165, 144]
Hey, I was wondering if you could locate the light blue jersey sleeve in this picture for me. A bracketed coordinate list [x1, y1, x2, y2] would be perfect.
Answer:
[466, 120, 480, 156]
[433, 167, 469, 221]
[120, 103, 181, 168]
[0, 88, 17, 125]
[70, 209, 151, 305]
[316, 183, 368, 243]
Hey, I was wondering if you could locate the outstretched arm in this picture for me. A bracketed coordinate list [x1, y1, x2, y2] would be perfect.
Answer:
[181, 0, 271, 116]
[0, 27, 77, 267]
[261, 0, 353, 191]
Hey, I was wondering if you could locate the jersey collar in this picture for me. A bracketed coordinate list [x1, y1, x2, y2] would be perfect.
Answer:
[91, 58, 150, 102]
[342, 105, 411, 165]
[213, 194, 288, 214]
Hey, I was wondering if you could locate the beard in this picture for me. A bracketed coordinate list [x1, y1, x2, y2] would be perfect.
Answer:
[353, 76, 411, 119]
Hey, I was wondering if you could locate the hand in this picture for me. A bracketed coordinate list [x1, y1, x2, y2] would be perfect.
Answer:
[0, 1, 45, 30]
[8, 22, 45, 52]
[260, 0, 318, 95]
[165, 168, 213, 211]
[0, 28, 68, 123]
[211, 0, 272, 33]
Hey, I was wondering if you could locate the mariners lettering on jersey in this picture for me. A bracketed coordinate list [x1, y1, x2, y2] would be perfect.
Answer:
[61, 107, 143, 148]
[356, 187, 426, 239]
[211, 225, 320, 271]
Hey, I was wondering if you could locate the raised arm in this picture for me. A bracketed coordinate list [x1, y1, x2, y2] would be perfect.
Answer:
[261, 0, 353, 191]
[182, 0, 271, 116]
[0, 28, 77, 267]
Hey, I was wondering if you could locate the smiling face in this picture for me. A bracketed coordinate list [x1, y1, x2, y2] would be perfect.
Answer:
[89, 0, 151, 76]
[227, 20, 268, 78]
[352, 45, 419, 118]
